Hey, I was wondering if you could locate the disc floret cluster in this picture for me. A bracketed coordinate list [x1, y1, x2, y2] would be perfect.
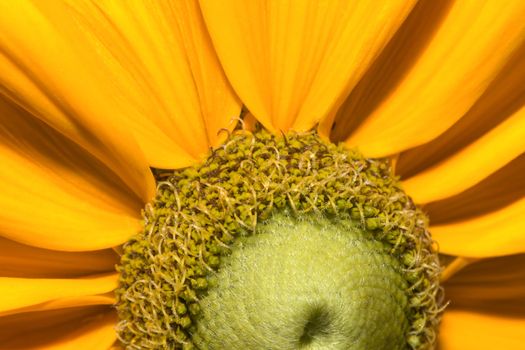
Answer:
[116, 127, 443, 349]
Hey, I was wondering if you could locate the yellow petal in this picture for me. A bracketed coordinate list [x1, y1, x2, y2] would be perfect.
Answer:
[70, 0, 242, 166]
[444, 254, 525, 311]
[0, 273, 117, 317]
[402, 107, 525, 203]
[321, 0, 454, 141]
[0, 306, 116, 350]
[200, 0, 416, 132]
[343, 1, 525, 157]
[431, 198, 525, 257]
[396, 40, 525, 178]
[0, 49, 154, 205]
[0, 101, 142, 251]
[5, 293, 115, 318]
[439, 310, 525, 349]
[43, 311, 117, 350]
[0, 0, 240, 170]
[424, 154, 524, 225]
[440, 257, 479, 283]
[0, 237, 118, 278]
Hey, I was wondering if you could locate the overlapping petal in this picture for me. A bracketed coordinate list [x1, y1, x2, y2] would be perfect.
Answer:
[396, 39, 525, 178]
[444, 254, 525, 311]
[0, 237, 118, 278]
[0, 1, 156, 202]
[0, 273, 117, 317]
[200, 0, 416, 132]
[403, 107, 525, 203]
[431, 198, 525, 257]
[0, 306, 116, 349]
[440, 256, 525, 349]
[440, 253, 525, 349]
[439, 311, 525, 349]
[424, 154, 525, 225]
[339, 1, 525, 157]
[321, 0, 454, 141]
[0, 0, 240, 171]
[424, 155, 525, 258]
[0, 99, 143, 251]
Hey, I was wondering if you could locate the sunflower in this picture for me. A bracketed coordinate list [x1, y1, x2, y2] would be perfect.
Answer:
[1, 1, 524, 349]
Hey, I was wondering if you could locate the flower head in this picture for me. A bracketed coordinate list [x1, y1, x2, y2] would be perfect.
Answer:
[0, 1, 524, 349]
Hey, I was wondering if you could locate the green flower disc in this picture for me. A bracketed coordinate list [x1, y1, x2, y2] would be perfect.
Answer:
[192, 212, 409, 349]
[116, 128, 443, 350]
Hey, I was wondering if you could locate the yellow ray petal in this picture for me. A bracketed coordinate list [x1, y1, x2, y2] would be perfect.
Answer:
[0, 145, 141, 250]
[0, 82, 154, 205]
[424, 154, 525, 225]
[440, 257, 479, 283]
[439, 311, 525, 350]
[431, 198, 525, 257]
[0, 237, 118, 278]
[200, 0, 416, 132]
[0, 101, 142, 251]
[0, 306, 116, 350]
[41, 310, 116, 350]
[0, 273, 117, 317]
[396, 39, 525, 178]
[403, 106, 525, 203]
[5, 293, 115, 317]
[444, 254, 525, 311]
[0, 52, 154, 205]
[0, 0, 240, 170]
[321, 0, 454, 141]
[344, 1, 525, 157]
[66, 0, 242, 166]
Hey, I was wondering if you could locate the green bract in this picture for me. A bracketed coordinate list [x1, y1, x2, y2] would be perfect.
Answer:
[116, 128, 443, 350]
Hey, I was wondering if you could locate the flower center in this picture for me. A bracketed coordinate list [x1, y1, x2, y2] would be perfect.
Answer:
[115, 128, 443, 350]
[192, 212, 409, 349]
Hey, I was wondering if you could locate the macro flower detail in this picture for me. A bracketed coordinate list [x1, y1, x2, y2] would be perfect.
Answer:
[116, 130, 442, 349]
[0, 1, 524, 350]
